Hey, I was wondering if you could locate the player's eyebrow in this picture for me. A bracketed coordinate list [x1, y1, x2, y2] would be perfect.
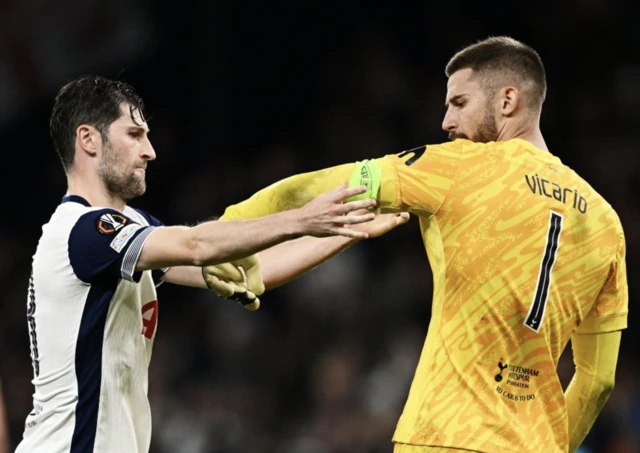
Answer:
[129, 125, 150, 134]
[445, 94, 468, 107]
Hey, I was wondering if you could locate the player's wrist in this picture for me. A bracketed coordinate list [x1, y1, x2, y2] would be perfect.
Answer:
[277, 209, 307, 239]
[339, 235, 361, 246]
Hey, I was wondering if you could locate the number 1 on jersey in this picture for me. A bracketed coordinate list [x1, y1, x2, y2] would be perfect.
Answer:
[525, 211, 563, 332]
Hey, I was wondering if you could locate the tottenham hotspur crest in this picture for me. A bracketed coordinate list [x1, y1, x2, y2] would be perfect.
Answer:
[495, 360, 508, 382]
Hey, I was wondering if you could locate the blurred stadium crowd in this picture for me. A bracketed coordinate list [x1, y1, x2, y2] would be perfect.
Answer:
[0, 0, 639, 452]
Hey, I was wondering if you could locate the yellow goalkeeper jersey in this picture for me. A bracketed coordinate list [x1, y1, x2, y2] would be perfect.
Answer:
[221, 137, 628, 453]
[382, 139, 628, 452]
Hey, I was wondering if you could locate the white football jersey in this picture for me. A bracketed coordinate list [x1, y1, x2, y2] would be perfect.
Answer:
[16, 195, 166, 453]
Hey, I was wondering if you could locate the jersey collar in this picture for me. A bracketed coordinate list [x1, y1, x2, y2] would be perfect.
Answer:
[61, 195, 91, 207]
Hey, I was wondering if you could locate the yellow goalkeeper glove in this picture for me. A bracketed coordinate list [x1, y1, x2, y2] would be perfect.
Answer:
[202, 254, 265, 311]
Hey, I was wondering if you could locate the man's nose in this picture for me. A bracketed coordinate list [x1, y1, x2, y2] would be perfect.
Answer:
[142, 141, 156, 161]
[442, 111, 457, 133]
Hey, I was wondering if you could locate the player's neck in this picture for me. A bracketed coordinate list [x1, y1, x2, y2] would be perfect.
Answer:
[66, 172, 127, 211]
[499, 121, 549, 152]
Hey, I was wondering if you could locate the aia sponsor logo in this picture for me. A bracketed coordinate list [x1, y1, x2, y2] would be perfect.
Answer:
[141, 300, 158, 339]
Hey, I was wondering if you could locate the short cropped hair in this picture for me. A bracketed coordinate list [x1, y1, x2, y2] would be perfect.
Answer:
[445, 37, 547, 112]
[50, 75, 145, 172]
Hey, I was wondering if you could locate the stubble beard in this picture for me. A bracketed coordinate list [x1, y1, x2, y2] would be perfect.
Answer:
[449, 102, 499, 143]
[98, 140, 146, 202]
[473, 104, 499, 143]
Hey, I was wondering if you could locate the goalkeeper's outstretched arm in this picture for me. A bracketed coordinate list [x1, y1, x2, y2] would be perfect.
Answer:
[222, 142, 462, 222]
[215, 145, 458, 294]
[221, 164, 357, 221]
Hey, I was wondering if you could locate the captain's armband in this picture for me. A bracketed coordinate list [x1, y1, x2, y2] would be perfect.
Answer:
[348, 160, 382, 208]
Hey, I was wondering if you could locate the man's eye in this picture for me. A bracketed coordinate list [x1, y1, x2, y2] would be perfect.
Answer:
[129, 132, 141, 138]
[456, 102, 465, 108]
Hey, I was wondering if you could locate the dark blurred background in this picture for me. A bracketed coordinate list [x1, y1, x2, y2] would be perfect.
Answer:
[1, 0, 639, 452]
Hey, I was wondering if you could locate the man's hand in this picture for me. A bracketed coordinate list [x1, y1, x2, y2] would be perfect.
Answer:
[201, 196, 407, 308]
[202, 261, 261, 311]
[293, 182, 377, 239]
[348, 210, 410, 238]
[227, 254, 265, 296]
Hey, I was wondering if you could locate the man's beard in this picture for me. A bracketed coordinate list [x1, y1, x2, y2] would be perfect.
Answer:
[449, 103, 499, 143]
[98, 140, 146, 201]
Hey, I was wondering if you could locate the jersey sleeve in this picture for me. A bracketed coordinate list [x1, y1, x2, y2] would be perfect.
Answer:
[134, 208, 169, 285]
[565, 330, 620, 452]
[221, 141, 462, 221]
[576, 228, 628, 334]
[68, 209, 158, 284]
[375, 141, 462, 215]
[221, 164, 355, 221]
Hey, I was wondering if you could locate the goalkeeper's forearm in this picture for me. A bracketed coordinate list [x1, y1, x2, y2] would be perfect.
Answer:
[565, 331, 621, 452]
[222, 164, 356, 220]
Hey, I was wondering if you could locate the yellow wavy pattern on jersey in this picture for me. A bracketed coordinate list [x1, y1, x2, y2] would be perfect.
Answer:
[394, 443, 478, 453]
[385, 139, 626, 453]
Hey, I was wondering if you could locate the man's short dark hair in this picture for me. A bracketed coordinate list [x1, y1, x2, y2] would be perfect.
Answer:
[50, 75, 145, 172]
[445, 37, 547, 112]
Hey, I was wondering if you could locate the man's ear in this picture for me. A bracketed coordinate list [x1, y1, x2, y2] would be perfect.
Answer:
[76, 125, 101, 157]
[500, 86, 521, 117]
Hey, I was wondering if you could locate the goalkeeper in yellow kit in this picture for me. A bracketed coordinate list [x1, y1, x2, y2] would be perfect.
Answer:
[206, 37, 627, 453]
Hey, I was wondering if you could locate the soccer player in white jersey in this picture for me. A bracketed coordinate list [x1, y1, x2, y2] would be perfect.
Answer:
[16, 76, 408, 453]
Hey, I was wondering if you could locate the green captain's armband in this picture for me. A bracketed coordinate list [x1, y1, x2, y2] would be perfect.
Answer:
[348, 160, 381, 208]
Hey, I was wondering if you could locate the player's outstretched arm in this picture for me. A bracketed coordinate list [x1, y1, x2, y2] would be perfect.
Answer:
[136, 183, 375, 271]
[221, 164, 356, 221]
[193, 211, 408, 308]
[221, 143, 462, 222]
[189, 210, 409, 310]
[565, 330, 621, 453]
